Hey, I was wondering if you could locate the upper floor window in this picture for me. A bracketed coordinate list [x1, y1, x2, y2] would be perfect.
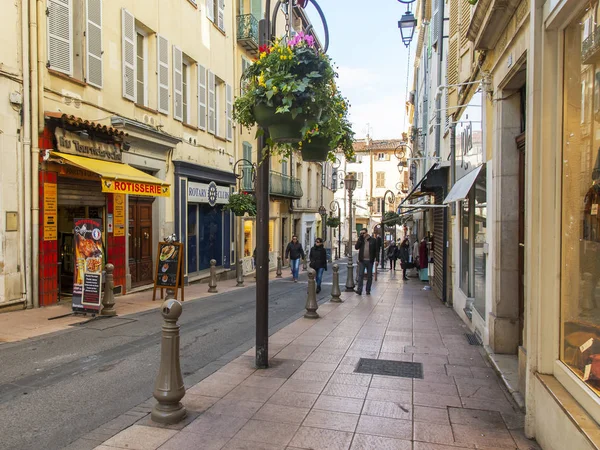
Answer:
[376, 171, 385, 188]
[206, 0, 225, 32]
[135, 29, 147, 106]
[47, 0, 103, 88]
[377, 152, 389, 161]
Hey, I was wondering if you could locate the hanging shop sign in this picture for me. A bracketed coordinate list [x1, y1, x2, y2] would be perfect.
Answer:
[43, 182, 57, 241]
[152, 242, 184, 301]
[101, 179, 170, 197]
[55, 128, 122, 162]
[187, 181, 230, 206]
[72, 218, 104, 312]
[113, 194, 126, 237]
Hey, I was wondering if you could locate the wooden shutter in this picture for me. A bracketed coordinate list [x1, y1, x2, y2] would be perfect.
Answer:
[459, 0, 471, 49]
[86, 0, 102, 87]
[121, 8, 135, 101]
[208, 71, 216, 134]
[217, 0, 225, 31]
[432, 0, 440, 46]
[198, 64, 207, 130]
[157, 35, 169, 114]
[447, 0, 459, 88]
[173, 46, 183, 121]
[47, 0, 73, 76]
[206, 0, 215, 22]
[357, 172, 363, 189]
[226, 84, 233, 141]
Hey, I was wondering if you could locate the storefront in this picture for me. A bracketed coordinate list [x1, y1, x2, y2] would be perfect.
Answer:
[174, 161, 234, 281]
[39, 113, 170, 309]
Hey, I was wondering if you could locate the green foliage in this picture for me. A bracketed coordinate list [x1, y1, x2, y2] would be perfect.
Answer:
[384, 211, 401, 226]
[326, 216, 340, 228]
[223, 193, 257, 216]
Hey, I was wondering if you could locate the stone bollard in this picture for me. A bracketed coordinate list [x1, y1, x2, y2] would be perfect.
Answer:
[304, 269, 319, 319]
[345, 257, 355, 292]
[101, 263, 116, 316]
[236, 259, 245, 287]
[302, 258, 308, 272]
[208, 259, 218, 293]
[330, 264, 342, 303]
[276, 256, 282, 278]
[152, 298, 186, 424]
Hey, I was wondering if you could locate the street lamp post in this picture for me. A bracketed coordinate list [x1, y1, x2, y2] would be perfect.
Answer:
[233, 159, 257, 286]
[330, 200, 341, 260]
[380, 190, 396, 270]
[254, 0, 330, 369]
[318, 205, 327, 242]
[344, 174, 357, 291]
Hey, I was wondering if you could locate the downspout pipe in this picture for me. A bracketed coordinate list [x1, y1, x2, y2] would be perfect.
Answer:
[21, 0, 31, 308]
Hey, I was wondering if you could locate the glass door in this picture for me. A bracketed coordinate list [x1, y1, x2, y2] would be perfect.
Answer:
[188, 204, 198, 273]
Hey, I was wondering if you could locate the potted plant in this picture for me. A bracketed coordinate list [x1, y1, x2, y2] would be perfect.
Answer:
[326, 216, 340, 228]
[223, 192, 257, 217]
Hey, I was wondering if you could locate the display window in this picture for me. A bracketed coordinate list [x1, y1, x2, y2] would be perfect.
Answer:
[561, 1, 600, 394]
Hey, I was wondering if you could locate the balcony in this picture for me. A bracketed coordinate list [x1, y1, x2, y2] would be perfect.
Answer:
[583, 27, 600, 66]
[240, 170, 303, 199]
[237, 14, 259, 56]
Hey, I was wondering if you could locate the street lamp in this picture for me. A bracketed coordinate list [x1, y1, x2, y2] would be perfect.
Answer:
[380, 190, 396, 270]
[233, 159, 257, 287]
[344, 174, 357, 291]
[330, 200, 341, 260]
[398, 9, 417, 47]
[318, 205, 327, 242]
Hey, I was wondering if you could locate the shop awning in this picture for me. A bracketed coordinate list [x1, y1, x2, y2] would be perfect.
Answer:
[396, 163, 439, 214]
[52, 152, 170, 197]
[443, 165, 483, 204]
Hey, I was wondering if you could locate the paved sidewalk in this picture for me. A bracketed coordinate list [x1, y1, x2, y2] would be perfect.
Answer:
[91, 270, 540, 450]
[0, 268, 285, 344]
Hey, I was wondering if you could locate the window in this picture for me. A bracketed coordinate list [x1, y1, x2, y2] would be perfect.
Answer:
[47, 0, 103, 86]
[208, 74, 232, 140]
[198, 64, 207, 130]
[377, 153, 389, 161]
[460, 196, 470, 295]
[173, 46, 183, 121]
[241, 57, 251, 93]
[241, 142, 253, 191]
[560, 5, 600, 397]
[135, 30, 147, 106]
[206, 0, 225, 32]
[376, 172, 385, 188]
[157, 34, 169, 114]
[375, 198, 382, 214]
[182, 59, 191, 124]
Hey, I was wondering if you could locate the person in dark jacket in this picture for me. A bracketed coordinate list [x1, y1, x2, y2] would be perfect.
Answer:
[354, 229, 378, 295]
[309, 238, 327, 293]
[285, 235, 305, 282]
[398, 237, 410, 280]
[387, 241, 398, 270]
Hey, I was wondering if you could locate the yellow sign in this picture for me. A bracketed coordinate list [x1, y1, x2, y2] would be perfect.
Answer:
[43, 183, 57, 241]
[113, 194, 125, 237]
[101, 179, 170, 197]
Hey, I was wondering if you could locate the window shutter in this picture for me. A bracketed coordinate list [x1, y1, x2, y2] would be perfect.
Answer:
[459, 0, 471, 49]
[208, 71, 216, 134]
[173, 46, 183, 121]
[197, 64, 207, 130]
[432, 0, 440, 46]
[357, 172, 363, 188]
[206, 0, 215, 22]
[86, 0, 102, 87]
[121, 8, 135, 101]
[226, 84, 233, 141]
[447, 0, 459, 89]
[47, 0, 73, 76]
[217, 0, 225, 31]
[157, 34, 169, 114]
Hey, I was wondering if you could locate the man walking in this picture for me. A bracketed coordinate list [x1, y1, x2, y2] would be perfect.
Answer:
[354, 229, 377, 295]
[285, 235, 305, 282]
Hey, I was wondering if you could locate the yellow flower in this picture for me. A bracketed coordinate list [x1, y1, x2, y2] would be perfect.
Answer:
[260, 52, 267, 59]
[258, 73, 266, 87]
[272, 86, 278, 93]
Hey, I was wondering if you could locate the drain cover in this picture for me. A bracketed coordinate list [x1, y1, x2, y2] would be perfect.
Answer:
[465, 333, 481, 345]
[355, 358, 423, 379]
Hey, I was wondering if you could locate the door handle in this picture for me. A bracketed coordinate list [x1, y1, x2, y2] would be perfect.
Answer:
[519, 243, 524, 247]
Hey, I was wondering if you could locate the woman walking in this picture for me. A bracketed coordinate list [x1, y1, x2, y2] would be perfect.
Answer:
[387, 241, 398, 270]
[398, 237, 410, 281]
[309, 238, 328, 293]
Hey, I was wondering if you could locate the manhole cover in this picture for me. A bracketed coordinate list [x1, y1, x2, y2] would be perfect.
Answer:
[465, 333, 481, 346]
[354, 358, 423, 379]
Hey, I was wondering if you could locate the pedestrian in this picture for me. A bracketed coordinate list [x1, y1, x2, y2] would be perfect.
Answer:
[309, 238, 327, 293]
[387, 240, 398, 270]
[354, 228, 378, 295]
[398, 237, 410, 281]
[285, 235, 305, 282]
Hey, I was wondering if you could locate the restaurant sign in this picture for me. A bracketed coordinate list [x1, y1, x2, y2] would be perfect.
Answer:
[55, 127, 122, 162]
[102, 179, 170, 197]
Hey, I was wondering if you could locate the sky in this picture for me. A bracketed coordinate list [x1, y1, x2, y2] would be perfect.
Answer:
[305, 0, 415, 140]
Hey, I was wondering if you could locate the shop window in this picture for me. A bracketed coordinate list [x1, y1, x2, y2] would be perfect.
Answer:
[460, 197, 470, 295]
[244, 220, 253, 257]
[268, 220, 274, 252]
[561, 3, 600, 395]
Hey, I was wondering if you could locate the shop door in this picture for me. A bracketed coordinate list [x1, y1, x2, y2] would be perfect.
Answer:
[517, 133, 526, 346]
[129, 197, 154, 287]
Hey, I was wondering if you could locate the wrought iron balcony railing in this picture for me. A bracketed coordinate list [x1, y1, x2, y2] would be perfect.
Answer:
[583, 27, 600, 66]
[240, 170, 303, 199]
[237, 14, 259, 56]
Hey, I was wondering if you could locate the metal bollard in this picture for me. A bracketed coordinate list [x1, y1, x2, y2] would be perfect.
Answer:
[302, 258, 307, 272]
[236, 259, 245, 287]
[208, 259, 218, 293]
[305, 269, 319, 319]
[101, 263, 116, 316]
[330, 264, 342, 303]
[345, 257, 355, 292]
[152, 298, 186, 424]
[276, 256, 282, 278]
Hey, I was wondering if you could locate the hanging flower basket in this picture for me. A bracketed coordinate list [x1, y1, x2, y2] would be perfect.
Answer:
[299, 135, 331, 161]
[254, 104, 307, 143]
[326, 216, 340, 228]
[223, 193, 257, 217]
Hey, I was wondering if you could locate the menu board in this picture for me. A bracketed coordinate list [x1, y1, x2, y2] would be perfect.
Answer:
[72, 218, 104, 312]
[113, 194, 125, 237]
[153, 242, 184, 301]
[43, 183, 57, 241]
